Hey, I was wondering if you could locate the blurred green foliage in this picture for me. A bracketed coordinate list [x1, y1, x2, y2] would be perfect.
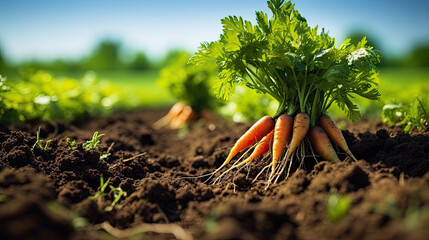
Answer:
[382, 97, 428, 133]
[0, 71, 114, 123]
[0, 70, 170, 124]
[404, 44, 429, 67]
[157, 50, 221, 112]
[0, 48, 7, 70]
[129, 52, 153, 71]
[219, 86, 276, 122]
[84, 40, 123, 71]
[326, 192, 351, 222]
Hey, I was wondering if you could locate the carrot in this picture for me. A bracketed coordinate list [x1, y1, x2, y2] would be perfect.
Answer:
[284, 112, 310, 161]
[221, 116, 275, 168]
[234, 130, 274, 168]
[268, 112, 309, 182]
[271, 114, 293, 172]
[318, 114, 357, 161]
[308, 126, 340, 162]
[170, 105, 195, 129]
[153, 102, 185, 129]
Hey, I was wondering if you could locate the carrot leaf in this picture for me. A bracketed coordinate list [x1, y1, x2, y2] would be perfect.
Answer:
[193, 0, 381, 120]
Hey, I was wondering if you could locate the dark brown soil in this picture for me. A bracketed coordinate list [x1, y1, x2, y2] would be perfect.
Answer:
[1, 108, 429, 240]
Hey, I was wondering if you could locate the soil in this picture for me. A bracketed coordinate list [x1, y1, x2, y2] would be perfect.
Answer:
[1, 108, 429, 240]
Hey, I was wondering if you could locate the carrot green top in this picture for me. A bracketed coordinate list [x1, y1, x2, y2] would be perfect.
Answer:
[191, 0, 381, 123]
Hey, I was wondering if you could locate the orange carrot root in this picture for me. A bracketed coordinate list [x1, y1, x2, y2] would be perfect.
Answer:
[283, 112, 310, 162]
[209, 114, 356, 186]
[268, 112, 310, 183]
[170, 106, 195, 129]
[234, 130, 274, 168]
[222, 116, 275, 168]
[153, 102, 185, 129]
[308, 126, 340, 162]
[318, 114, 357, 161]
[271, 114, 293, 172]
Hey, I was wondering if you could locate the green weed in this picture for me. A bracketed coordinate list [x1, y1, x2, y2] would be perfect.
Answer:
[100, 142, 114, 161]
[32, 127, 52, 151]
[204, 210, 219, 233]
[66, 138, 76, 149]
[369, 194, 429, 231]
[368, 195, 400, 219]
[0, 194, 7, 203]
[89, 176, 127, 212]
[326, 192, 351, 222]
[382, 96, 428, 133]
[100, 153, 111, 161]
[46, 201, 88, 230]
[83, 131, 104, 150]
[88, 176, 110, 200]
[104, 185, 127, 212]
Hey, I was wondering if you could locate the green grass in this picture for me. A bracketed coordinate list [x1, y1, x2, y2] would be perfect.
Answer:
[379, 67, 429, 103]
[56, 70, 174, 107]
[0, 69, 174, 124]
[99, 71, 174, 107]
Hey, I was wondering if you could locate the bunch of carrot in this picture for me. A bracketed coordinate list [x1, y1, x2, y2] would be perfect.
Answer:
[217, 113, 357, 183]
[191, 0, 381, 184]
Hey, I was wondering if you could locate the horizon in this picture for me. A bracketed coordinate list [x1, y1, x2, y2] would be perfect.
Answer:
[1, 0, 428, 62]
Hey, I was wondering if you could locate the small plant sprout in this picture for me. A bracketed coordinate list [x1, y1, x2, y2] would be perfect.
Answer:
[66, 138, 76, 149]
[83, 131, 105, 150]
[0, 194, 7, 203]
[46, 201, 89, 231]
[32, 126, 52, 151]
[89, 176, 110, 200]
[368, 194, 429, 231]
[326, 191, 351, 222]
[100, 142, 114, 161]
[100, 152, 111, 161]
[204, 210, 219, 233]
[368, 195, 401, 219]
[88, 176, 127, 212]
[105, 185, 127, 212]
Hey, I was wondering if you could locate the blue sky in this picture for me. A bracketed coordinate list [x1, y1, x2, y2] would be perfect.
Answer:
[1, 0, 428, 61]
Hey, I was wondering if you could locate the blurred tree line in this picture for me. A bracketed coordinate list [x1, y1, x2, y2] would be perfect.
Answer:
[0, 39, 167, 73]
[0, 35, 428, 74]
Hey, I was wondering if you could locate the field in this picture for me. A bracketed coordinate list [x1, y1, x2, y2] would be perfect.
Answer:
[62, 70, 175, 107]
[1, 67, 429, 239]
[378, 68, 429, 108]
[2, 0, 429, 238]
[1, 108, 428, 240]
